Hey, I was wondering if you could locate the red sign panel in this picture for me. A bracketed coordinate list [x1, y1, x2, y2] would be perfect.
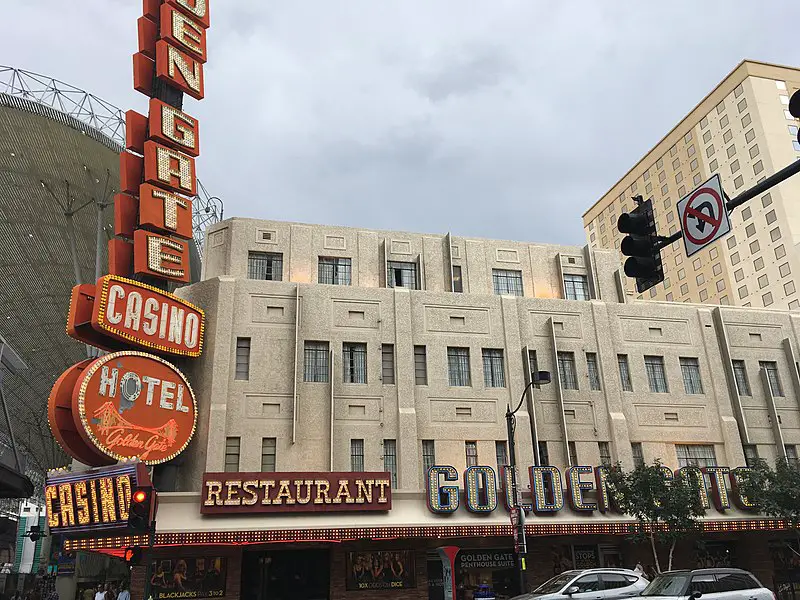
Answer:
[92, 275, 204, 357]
[201, 472, 393, 514]
[155, 39, 205, 100]
[160, 3, 208, 63]
[148, 98, 200, 157]
[143, 140, 197, 196]
[72, 351, 197, 465]
[133, 229, 191, 283]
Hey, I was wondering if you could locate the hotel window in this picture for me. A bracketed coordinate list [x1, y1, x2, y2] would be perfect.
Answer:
[760, 361, 784, 396]
[538, 441, 550, 466]
[447, 347, 471, 387]
[723, 129, 733, 144]
[631, 443, 645, 468]
[387, 261, 418, 289]
[727, 145, 737, 158]
[598, 442, 612, 466]
[381, 344, 395, 384]
[742, 114, 752, 127]
[745, 128, 756, 143]
[235, 337, 250, 381]
[771, 227, 782, 242]
[786, 445, 799, 466]
[495, 441, 508, 473]
[261, 437, 276, 472]
[303, 341, 329, 382]
[676, 444, 717, 469]
[224, 437, 240, 472]
[738, 99, 747, 113]
[452, 265, 463, 293]
[350, 439, 365, 472]
[563, 274, 590, 300]
[465, 441, 478, 467]
[586, 352, 601, 391]
[422, 440, 436, 473]
[568, 441, 578, 466]
[343, 343, 367, 384]
[645, 355, 668, 393]
[618, 355, 633, 392]
[318, 257, 351, 285]
[414, 346, 428, 385]
[743, 445, 759, 468]
[482, 349, 506, 388]
[750, 144, 760, 159]
[766, 209, 777, 225]
[732, 360, 751, 396]
[248, 251, 283, 281]
[384, 440, 398, 488]
[557, 351, 578, 390]
[680, 357, 704, 394]
[492, 269, 524, 296]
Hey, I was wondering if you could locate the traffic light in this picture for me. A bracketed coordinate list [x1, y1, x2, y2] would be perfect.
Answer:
[124, 546, 143, 567]
[128, 485, 157, 533]
[790, 90, 800, 138]
[617, 196, 664, 293]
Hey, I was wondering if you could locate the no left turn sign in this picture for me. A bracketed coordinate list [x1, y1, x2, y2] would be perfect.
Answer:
[677, 174, 731, 257]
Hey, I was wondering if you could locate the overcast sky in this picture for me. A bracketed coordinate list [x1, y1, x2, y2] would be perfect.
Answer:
[2, 1, 799, 245]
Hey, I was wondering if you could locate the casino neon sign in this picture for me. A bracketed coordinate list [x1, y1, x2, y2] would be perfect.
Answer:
[425, 464, 756, 516]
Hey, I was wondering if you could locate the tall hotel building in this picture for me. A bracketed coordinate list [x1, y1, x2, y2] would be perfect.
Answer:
[583, 61, 800, 309]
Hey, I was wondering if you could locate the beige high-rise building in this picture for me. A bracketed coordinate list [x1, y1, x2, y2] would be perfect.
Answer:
[584, 60, 800, 309]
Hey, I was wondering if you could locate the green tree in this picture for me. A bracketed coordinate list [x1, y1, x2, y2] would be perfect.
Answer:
[738, 458, 800, 557]
[605, 460, 705, 572]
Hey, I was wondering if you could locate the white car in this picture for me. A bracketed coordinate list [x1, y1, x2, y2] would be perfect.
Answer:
[512, 568, 648, 600]
[640, 568, 774, 600]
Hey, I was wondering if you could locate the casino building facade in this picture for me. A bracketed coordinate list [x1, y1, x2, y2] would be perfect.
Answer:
[70, 217, 800, 600]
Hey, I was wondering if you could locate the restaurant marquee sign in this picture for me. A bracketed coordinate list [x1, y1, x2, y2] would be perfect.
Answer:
[201, 472, 392, 514]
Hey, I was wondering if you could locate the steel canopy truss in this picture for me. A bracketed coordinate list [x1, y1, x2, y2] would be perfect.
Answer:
[0, 66, 222, 251]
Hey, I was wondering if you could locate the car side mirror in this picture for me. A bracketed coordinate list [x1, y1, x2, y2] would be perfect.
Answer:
[566, 586, 580, 595]
[690, 592, 703, 600]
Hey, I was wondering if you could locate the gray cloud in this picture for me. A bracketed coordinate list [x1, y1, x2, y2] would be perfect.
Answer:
[2, 1, 798, 245]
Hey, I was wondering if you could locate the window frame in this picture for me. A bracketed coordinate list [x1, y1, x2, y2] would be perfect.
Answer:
[563, 274, 590, 301]
[482, 348, 506, 388]
[447, 347, 472, 387]
[318, 256, 352, 285]
[343, 342, 368, 384]
[644, 355, 669, 393]
[350, 439, 365, 472]
[303, 341, 330, 383]
[261, 437, 277, 472]
[492, 269, 524, 296]
[247, 251, 283, 281]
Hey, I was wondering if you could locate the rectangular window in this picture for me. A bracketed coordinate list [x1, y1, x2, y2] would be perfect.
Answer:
[452, 265, 463, 293]
[465, 441, 478, 467]
[568, 441, 578, 466]
[538, 441, 550, 466]
[598, 442, 612, 466]
[343, 343, 367, 384]
[482, 349, 506, 388]
[495, 441, 508, 473]
[448, 347, 471, 386]
[631, 442, 644, 468]
[303, 341, 329, 382]
[387, 261, 418, 289]
[586, 352, 601, 391]
[743, 445, 759, 468]
[760, 361, 784, 396]
[248, 251, 283, 281]
[381, 344, 395, 384]
[422, 440, 435, 473]
[786, 445, 799, 466]
[384, 440, 398, 488]
[557, 351, 578, 390]
[732, 360, 751, 396]
[680, 357, 704, 394]
[261, 437, 276, 472]
[350, 439, 364, 472]
[318, 257, 352, 285]
[645, 355, 668, 393]
[618, 354, 633, 392]
[414, 346, 428, 385]
[492, 269, 524, 296]
[224, 437, 240, 472]
[676, 444, 717, 468]
[235, 337, 251, 381]
[563, 274, 590, 300]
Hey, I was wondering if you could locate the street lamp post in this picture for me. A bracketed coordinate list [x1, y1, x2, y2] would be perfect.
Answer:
[506, 370, 551, 596]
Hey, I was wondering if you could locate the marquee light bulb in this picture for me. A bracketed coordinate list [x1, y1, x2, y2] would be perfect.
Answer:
[133, 490, 147, 503]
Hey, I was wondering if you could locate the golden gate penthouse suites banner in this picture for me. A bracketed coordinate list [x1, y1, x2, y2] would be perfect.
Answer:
[346, 550, 416, 591]
[149, 556, 227, 599]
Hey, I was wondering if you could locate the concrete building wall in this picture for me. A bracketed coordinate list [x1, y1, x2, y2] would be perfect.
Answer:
[584, 60, 800, 310]
[175, 217, 800, 494]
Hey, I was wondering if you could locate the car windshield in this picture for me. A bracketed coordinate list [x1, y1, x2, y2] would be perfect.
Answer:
[533, 571, 581, 595]
[641, 574, 690, 596]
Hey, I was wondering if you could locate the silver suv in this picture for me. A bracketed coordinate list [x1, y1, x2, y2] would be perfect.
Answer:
[640, 568, 774, 600]
[512, 568, 648, 600]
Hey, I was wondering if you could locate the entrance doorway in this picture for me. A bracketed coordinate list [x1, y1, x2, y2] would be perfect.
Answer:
[241, 549, 330, 600]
